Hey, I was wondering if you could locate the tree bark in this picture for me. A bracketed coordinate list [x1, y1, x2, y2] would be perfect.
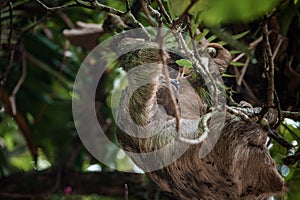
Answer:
[0, 168, 162, 199]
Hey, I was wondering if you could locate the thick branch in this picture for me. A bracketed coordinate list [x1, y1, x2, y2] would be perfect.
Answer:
[0, 90, 37, 163]
[0, 168, 149, 198]
[283, 152, 300, 165]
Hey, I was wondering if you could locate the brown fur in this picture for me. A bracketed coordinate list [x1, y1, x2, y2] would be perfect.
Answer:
[116, 38, 285, 199]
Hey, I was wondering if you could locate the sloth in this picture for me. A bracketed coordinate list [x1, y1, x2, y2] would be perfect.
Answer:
[116, 37, 285, 200]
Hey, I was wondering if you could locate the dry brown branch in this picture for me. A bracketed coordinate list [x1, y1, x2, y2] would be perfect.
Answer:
[147, 4, 161, 20]
[35, 0, 150, 40]
[283, 152, 300, 165]
[124, 184, 129, 200]
[232, 36, 263, 87]
[157, 17, 180, 133]
[125, 0, 130, 12]
[172, 0, 198, 28]
[186, 16, 219, 106]
[237, 57, 250, 86]
[226, 106, 250, 121]
[259, 19, 275, 118]
[0, 90, 38, 163]
[272, 36, 283, 60]
[0, 169, 146, 198]
[282, 111, 300, 121]
[140, 0, 156, 27]
[155, 0, 172, 24]
[35, 0, 87, 10]
[267, 129, 295, 156]
[172, 31, 215, 98]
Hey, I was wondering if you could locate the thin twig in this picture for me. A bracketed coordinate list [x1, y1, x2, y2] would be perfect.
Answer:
[125, 0, 130, 12]
[232, 53, 246, 63]
[155, 0, 172, 24]
[21, 13, 51, 34]
[36, 0, 123, 15]
[232, 36, 263, 87]
[186, 16, 218, 106]
[267, 129, 295, 156]
[173, 30, 218, 107]
[147, 4, 161, 21]
[226, 106, 250, 122]
[259, 18, 275, 118]
[35, 0, 150, 39]
[177, 112, 211, 144]
[9, 51, 27, 116]
[272, 36, 283, 61]
[283, 152, 300, 165]
[273, 90, 282, 129]
[157, 15, 180, 133]
[1, 90, 38, 163]
[124, 184, 128, 200]
[282, 111, 300, 122]
[237, 57, 250, 86]
[35, 0, 83, 10]
[233, 66, 259, 102]
[172, 0, 198, 29]
[92, 0, 124, 15]
[140, 0, 156, 27]
[232, 35, 263, 63]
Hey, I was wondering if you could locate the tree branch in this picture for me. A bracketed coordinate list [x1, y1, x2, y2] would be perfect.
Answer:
[281, 111, 300, 121]
[35, 0, 150, 39]
[259, 18, 275, 118]
[155, 0, 172, 24]
[267, 129, 295, 156]
[0, 90, 38, 163]
[9, 51, 27, 116]
[157, 16, 180, 133]
[35, 0, 86, 10]
[177, 112, 211, 144]
[0, 168, 151, 199]
[283, 152, 300, 165]
[140, 0, 157, 27]
[172, 0, 198, 29]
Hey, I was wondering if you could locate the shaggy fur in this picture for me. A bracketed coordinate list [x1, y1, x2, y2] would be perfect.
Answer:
[116, 38, 285, 199]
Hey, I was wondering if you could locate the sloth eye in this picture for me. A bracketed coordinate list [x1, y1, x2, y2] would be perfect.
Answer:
[207, 47, 217, 58]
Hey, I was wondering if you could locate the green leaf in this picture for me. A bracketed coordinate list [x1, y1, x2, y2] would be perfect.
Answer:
[176, 59, 193, 68]
[207, 34, 217, 43]
[279, 4, 298, 36]
[209, 27, 252, 57]
[199, 0, 281, 25]
[222, 73, 237, 78]
[233, 30, 250, 40]
[229, 50, 242, 55]
[230, 61, 245, 67]
[195, 29, 210, 43]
